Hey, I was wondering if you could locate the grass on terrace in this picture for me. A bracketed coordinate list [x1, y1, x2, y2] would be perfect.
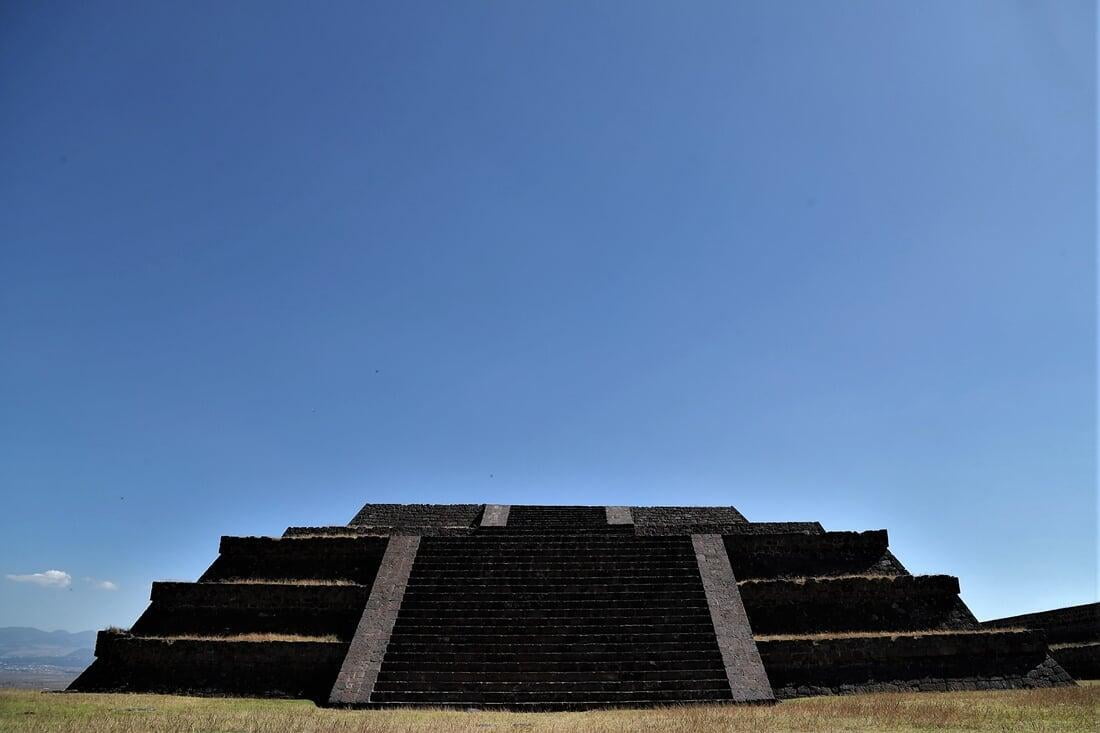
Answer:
[2, 685, 1098, 732]
[1051, 641, 1100, 650]
[736, 574, 926, 586]
[753, 628, 1027, 642]
[114, 629, 341, 638]
[209, 579, 362, 585]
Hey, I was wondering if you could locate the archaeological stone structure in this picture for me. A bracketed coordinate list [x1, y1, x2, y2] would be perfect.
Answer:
[70, 503, 1076, 708]
[982, 602, 1099, 681]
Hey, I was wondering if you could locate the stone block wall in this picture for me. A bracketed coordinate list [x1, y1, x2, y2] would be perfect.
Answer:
[349, 503, 485, 528]
[723, 530, 905, 580]
[71, 633, 347, 702]
[636, 522, 825, 536]
[200, 536, 388, 585]
[739, 575, 974, 634]
[149, 581, 369, 609]
[284, 525, 476, 537]
[130, 582, 371, 640]
[981, 602, 1100, 644]
[1049, 643, 1100, 679]
[981, 602, 1099, 679]
[757, 630, 1071, 698]
[633, 506, 747, 525]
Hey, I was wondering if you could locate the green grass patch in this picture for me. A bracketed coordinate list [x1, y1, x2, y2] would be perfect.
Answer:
[1, 684, 1097, 732]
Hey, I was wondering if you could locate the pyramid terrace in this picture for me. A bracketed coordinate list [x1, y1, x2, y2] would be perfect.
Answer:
[69, 503, 1075, 709]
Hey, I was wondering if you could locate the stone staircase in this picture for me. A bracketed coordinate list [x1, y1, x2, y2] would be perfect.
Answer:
[505, 505, 608, 528]
[368, 523, 745, 708]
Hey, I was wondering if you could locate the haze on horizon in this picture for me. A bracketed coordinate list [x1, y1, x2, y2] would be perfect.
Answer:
[0, 1, 1095, 633]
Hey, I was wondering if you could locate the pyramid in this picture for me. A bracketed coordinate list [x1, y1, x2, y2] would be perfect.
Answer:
[70, 503, 1074, 708]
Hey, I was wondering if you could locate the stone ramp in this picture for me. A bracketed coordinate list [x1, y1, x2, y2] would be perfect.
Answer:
[693, 534, 773, 703]
[330, 536, 420, 705]
[350, 525, 773, 708]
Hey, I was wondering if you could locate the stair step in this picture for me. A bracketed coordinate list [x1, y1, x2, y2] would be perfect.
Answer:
[475, 527, 633, 532]
[375, 669, 725, 683]
[405, 580, 702, 587]
[363, 699, 730, 710]
[395, 612, 714, 623]
[379, 660, 726, 672]
[371, 677, 730, 686]
[415, 555, 694, 561]
[381, 651, 723, 663]
[400, 594, 708, 603]
[409, 562, 700, 570]
[409, 564, 698, 572]
[408, 575, 701, 582]
[386, 640, 721, 652]
[387, 629, 712, 638]
[416, 544, 693, 551]
[420, 537, 684, 542]
[414, 549, 693, 556]
[369, 689, 733, 703]
[402, 588, 706, 598]
[422, 538, 681, 542]
[357, 522, 737, 708]
[390, 623, 717, 634]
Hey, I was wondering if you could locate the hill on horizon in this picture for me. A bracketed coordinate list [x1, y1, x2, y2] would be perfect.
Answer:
[0, 627, 95, 669]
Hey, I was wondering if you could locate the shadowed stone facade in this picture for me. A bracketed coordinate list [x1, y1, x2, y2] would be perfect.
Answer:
[330, 536, 419, 704]
[70, 503, 1075, 708]
[982, 603, 1100, 680]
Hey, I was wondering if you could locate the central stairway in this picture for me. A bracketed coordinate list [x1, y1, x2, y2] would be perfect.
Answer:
[506, 505, 607, 528]
[370, 520, 738, 708]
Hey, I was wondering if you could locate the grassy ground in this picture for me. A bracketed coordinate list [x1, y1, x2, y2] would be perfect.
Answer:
[1, 685, 1097, 732]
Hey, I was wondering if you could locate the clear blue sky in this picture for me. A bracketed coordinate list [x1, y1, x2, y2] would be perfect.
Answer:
[1, 1, 1095, 632]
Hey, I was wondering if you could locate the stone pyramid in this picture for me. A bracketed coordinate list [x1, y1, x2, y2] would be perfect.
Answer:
[70, 503, 1074, 708]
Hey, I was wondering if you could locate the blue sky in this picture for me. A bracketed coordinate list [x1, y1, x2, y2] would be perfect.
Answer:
[1, 1, 1095, 632]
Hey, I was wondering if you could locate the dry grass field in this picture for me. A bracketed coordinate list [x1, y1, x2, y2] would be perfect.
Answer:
[1, 684, 1097, 732]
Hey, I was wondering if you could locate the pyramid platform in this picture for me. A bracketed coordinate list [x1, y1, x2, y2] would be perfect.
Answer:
[982, 602, 1099, 681]
[69, 503, 1075, 708]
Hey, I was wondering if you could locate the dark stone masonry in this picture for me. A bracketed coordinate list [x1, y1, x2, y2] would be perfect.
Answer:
[982, 602, 1100, 680]
[69, 503, 1077, 708]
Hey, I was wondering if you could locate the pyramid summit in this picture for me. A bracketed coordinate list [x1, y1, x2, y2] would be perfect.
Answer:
[70, 503, 1075, 708]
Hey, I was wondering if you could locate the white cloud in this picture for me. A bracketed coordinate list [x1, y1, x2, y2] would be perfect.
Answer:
[5, 570, 72, 588]
[85, 578, 119, 591]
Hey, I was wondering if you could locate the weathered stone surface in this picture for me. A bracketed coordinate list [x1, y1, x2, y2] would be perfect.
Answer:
[635, 506, 747, 525]
[738, 575, 974, 634]
[759, 632, 1074, 698]
[367, 529, 740, 709]
[130, 582, 368, 640]
[506, 505, 607, 527]
[636, 521, 824, 536]
[982, 602, 1100, 644]
[605, 506, 633, 524]
[1049, 642, 1100, 679]
[481, 504, 510, 526]
[349, 504, 484, 528]
[329, 536, 419, 705]
[692, 533, 775, 703]
[284, 525, 475, 538]
[68, 633, 346, 701]
[200, 535, 388, 584]
[723, 530, 904, 580]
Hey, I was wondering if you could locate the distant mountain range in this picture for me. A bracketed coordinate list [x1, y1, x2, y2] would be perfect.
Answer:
[0, 627, 96, 669]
